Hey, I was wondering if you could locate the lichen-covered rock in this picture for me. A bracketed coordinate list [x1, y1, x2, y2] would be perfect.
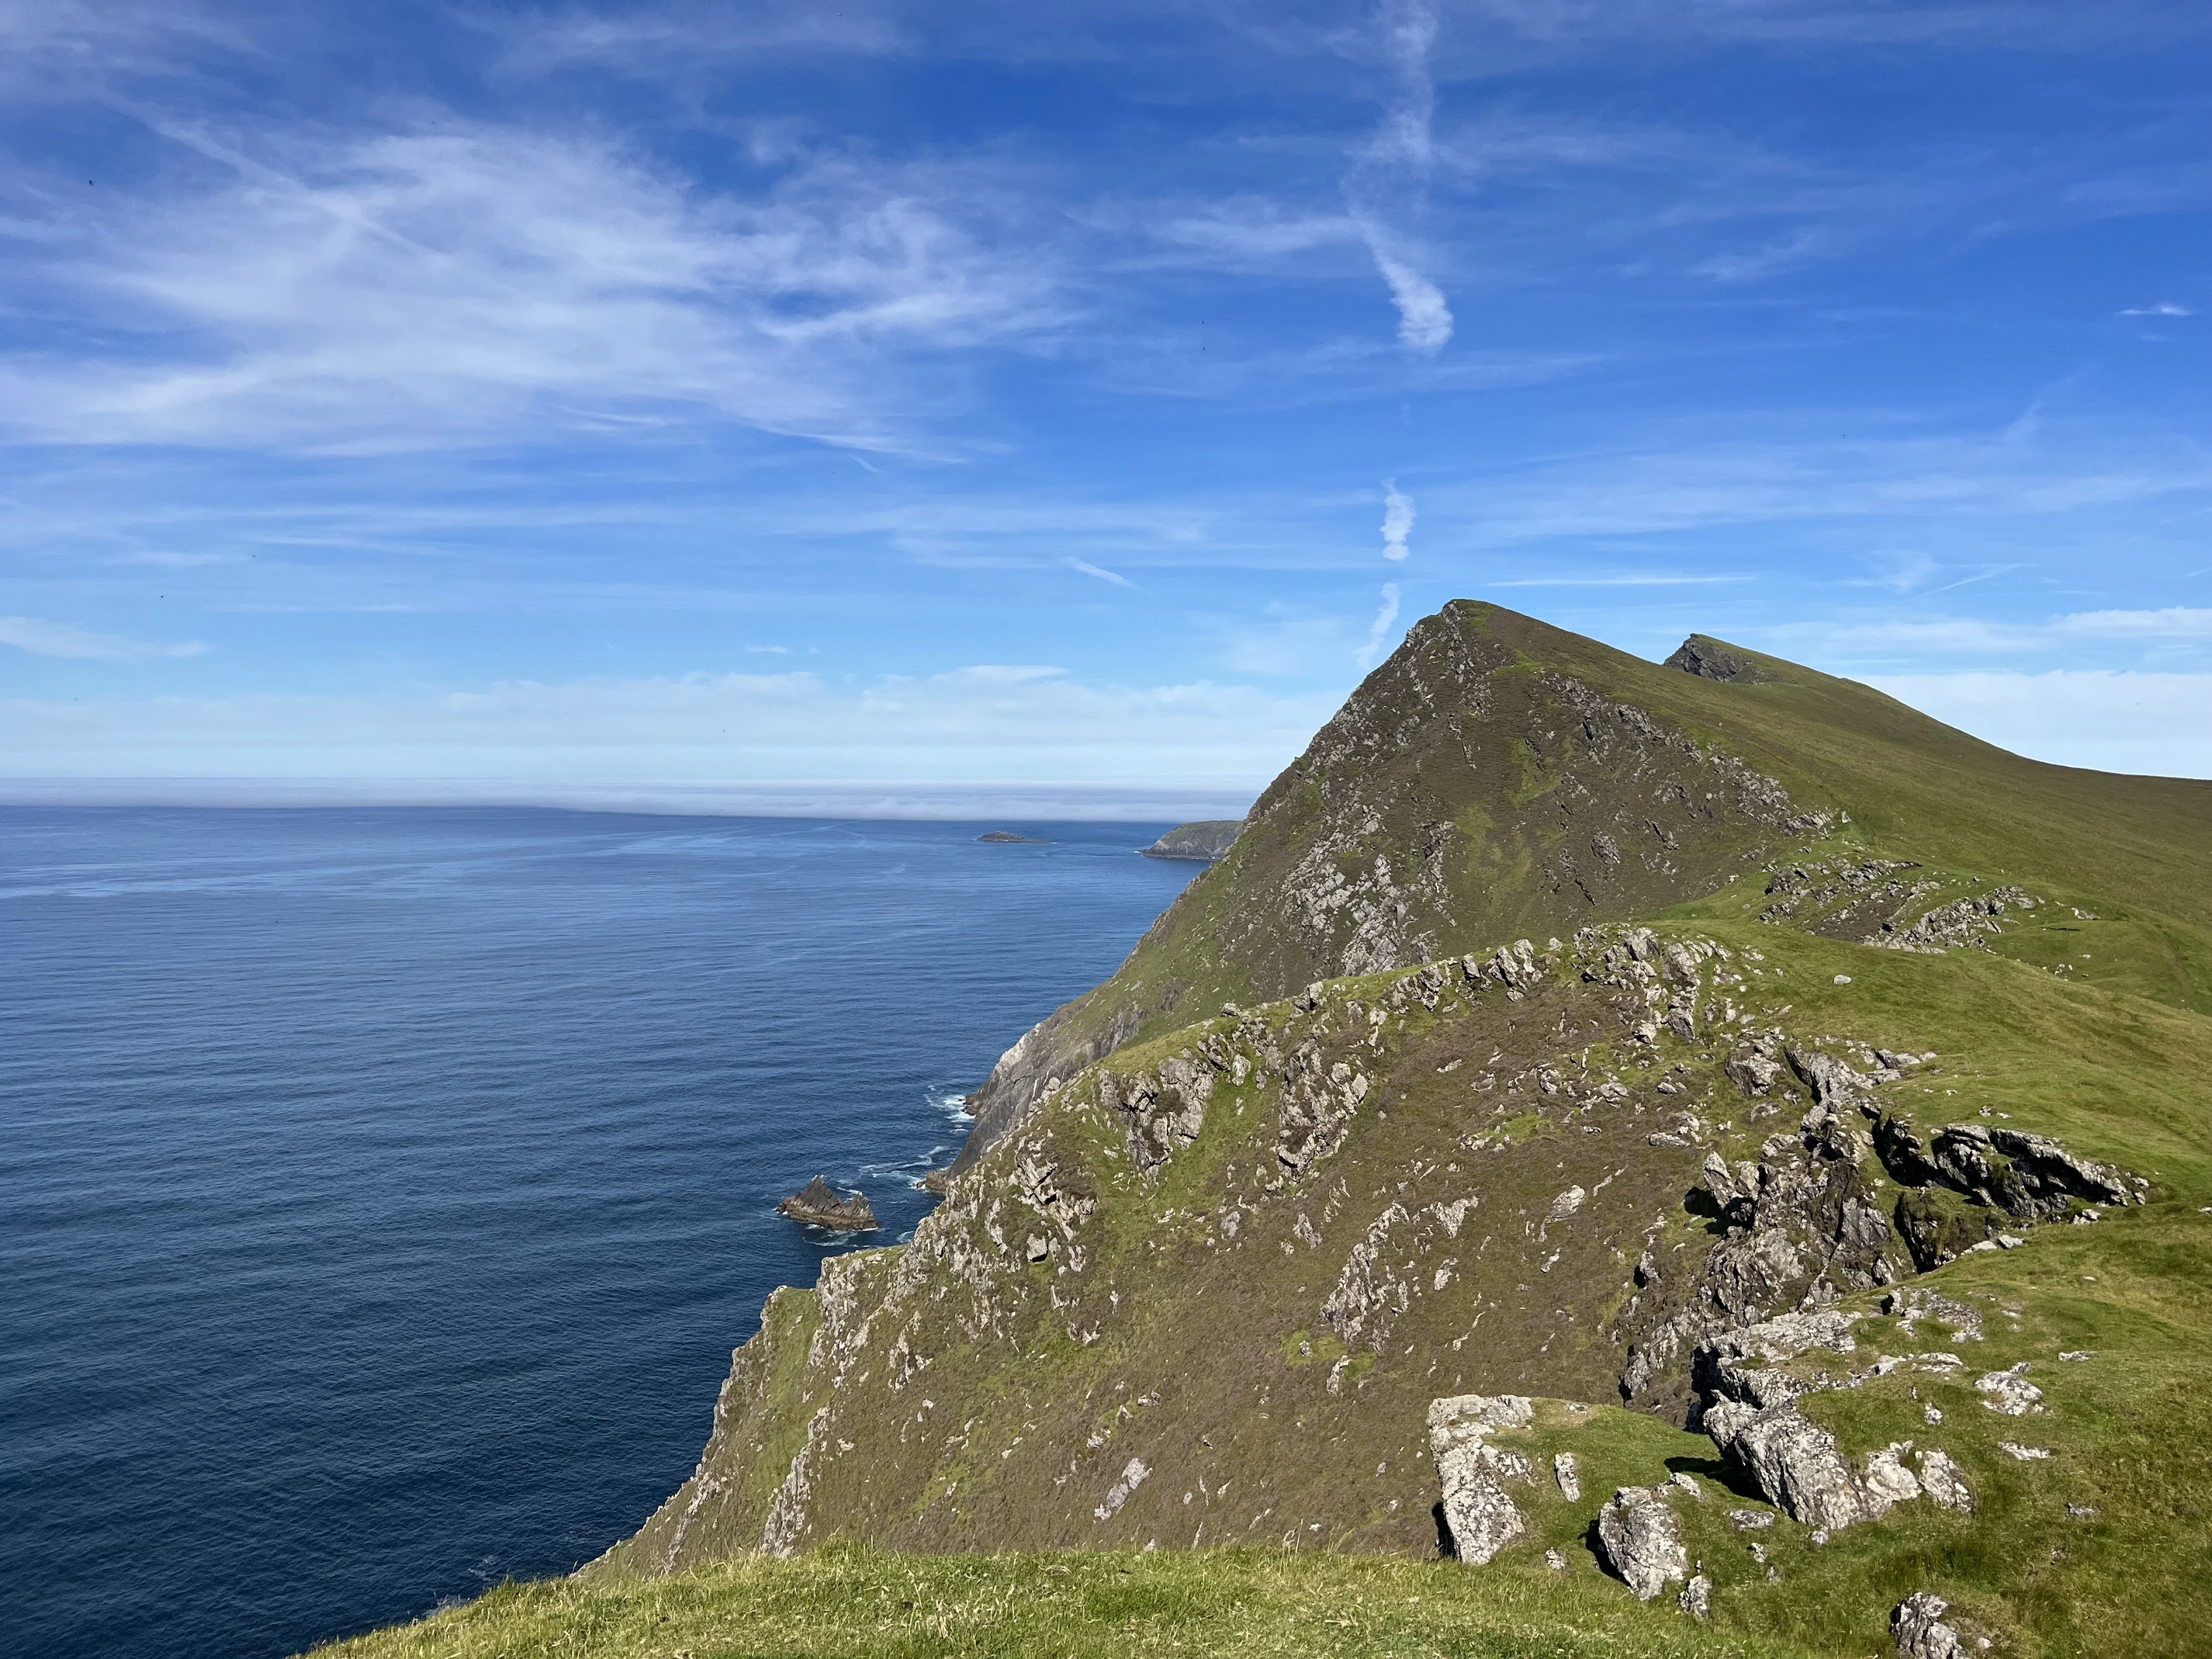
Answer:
[1874, 1113, 2142, 1232]
[1679, 1572, 1712, 1619]
[1893, 1592, 1966, 1659]
[1596, 1486, 1688, 1600]
[1553, 1451, 1581, 1502]
[1692, 1310, 1859, 1417]
[1428, 1395, 1535, 1565]
[1975, 1366, 2044, 1417]
[1917, 1448, 1974, 1512]
[1872, 887, 2038, 954]
[1702, 1402, 1872, 1532]
[1861, 1442, 1923, 1508]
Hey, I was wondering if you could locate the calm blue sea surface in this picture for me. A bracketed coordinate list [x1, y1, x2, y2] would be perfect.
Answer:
[0, 808, 1198, 1659]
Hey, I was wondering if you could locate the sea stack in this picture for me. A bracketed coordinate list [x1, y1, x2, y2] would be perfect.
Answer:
[776, 1177, 879, 1231]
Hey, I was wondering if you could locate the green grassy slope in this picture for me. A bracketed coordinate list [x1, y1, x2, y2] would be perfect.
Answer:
[313, 1546, 1813, 1659]
[958, 603, 2212, 1171]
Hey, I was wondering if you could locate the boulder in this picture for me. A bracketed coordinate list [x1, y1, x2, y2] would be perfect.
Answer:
[1595, 1486, 1688, 1600]
[1702, 1402, 1870, 1532]
[1679, 1572, 1712, 1620]
[1553, 1451, 1581, 1502]
[776, 1176, 881, 1231]
[1917, 1448, 1974, 1512]
[1975, 1366, 2043, 1417]
[1893, 1593, 1965, 1659]
[1428, 1395, 1535, 1566]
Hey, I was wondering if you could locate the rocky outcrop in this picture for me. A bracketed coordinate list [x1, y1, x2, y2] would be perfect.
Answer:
[1100, 1054, 1215, 1177]
[1872, 1114, 2143, 1267]
[977, 830, 1050, 844]
[1690, 1311, 1990, 1538]
[1665, 634, 1769, 683]
[1428, 1394, 1534, 1565]
[1893, 1593, 1966, 1659]
[1871, 887, 2037, 954]
[1140, 819, 1244, 860]
[1878, 1119, 2140, 1218]
[1703, 1400, 1880, 1531]
[776, 1177, 880, 1231]
[1595, 1486, 1688, 1599]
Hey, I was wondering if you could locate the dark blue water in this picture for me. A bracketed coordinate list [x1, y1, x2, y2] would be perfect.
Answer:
[0, 808, 1198, 1659]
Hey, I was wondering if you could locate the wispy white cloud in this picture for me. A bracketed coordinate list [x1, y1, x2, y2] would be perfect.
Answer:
[2054, 606, 2212, 639]
[492, 1, 908, 78]
[1753, 605, 2212, 669]
[1357, 581, 1403, 668]
[108, 550, 236, 567]
[1346, 0, 1453, 355]
[1422, 428, 2212, 548]
[0, 615, 207, 658]
[2119, 301, 2192, 317]
[1380, 480, 1415, 560]
[1067, 556, 1142, 590]
[0, 121, 1068, 453]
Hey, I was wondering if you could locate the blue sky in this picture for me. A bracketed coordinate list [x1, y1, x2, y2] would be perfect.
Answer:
[3, 0, 2209, 805]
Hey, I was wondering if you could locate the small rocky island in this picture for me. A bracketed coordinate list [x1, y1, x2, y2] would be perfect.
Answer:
[775, 1177, 879, 1231]
[977, 830, 1049, 844]
[1140, 818, 1243, 860]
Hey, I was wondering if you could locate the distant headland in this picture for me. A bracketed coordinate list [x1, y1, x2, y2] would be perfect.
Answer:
[1139, 818, 1243, 861]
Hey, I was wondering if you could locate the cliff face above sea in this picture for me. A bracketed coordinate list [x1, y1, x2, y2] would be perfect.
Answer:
[590, 601, 2212, 1656]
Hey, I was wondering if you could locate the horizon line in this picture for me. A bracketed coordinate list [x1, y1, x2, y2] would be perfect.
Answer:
[0, 777, 1265, 822]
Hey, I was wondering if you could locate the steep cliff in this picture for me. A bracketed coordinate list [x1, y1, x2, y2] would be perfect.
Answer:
[575, 603, 2212, 1656]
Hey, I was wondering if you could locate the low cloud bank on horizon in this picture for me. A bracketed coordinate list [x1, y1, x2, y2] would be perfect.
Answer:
[6, 659, 2210, 817]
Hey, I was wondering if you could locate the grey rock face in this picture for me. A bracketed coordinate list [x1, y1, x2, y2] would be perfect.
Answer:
[1725, 1050, 1784, 1097]
[1883, 1286, 1983, 1343]
[1100, 1056, 1215, 1177]
[1627, 1105, 1899, 1415]
[1871, 886, 2038, 954]
[1861, 1441, 1923, 1508]
[1893, 1592, 1966, 1659]
[1595, 1486, 1689, 1600]
[1692, 1309, 1860, 1416]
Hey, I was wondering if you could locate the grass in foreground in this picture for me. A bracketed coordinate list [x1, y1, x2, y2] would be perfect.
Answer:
[309, 1547, 1816, 1659]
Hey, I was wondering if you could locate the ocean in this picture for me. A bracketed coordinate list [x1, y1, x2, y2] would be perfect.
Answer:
[0, 808, 1202, 1659]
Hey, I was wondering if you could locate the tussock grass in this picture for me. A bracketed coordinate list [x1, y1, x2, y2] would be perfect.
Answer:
[310, 1546, 1810, 1659]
